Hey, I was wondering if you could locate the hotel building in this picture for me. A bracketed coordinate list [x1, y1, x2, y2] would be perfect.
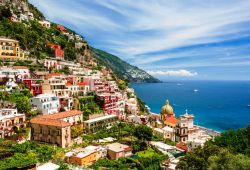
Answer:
[83, 114, 118, 133]
[0, 38, 27, 61]
[30, 110, 83, 148]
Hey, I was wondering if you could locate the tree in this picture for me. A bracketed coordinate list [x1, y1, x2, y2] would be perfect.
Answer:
[15, 96, 32, 113]
[0, 7, 12, 20]
[71, 124, 84, 138]
[208, 149, 250, 170]
[133, 125, 153, 141]
[176, 144, 220, 170]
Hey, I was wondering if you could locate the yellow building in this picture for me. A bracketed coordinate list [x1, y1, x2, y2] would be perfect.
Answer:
[67, 150, 97, 166]
[0, 37, 27, 61]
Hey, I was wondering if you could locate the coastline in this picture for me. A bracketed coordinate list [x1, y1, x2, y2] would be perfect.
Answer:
[148, 111, 221, 136]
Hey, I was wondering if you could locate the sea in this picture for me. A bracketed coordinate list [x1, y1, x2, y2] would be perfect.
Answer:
[131, 80, 250, 132]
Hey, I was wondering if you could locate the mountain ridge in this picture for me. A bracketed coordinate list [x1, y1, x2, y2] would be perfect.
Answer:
[0, 0, 160, 83]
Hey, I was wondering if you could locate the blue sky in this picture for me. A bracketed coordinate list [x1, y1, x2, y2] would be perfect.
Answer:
[29, 0, 250, 80]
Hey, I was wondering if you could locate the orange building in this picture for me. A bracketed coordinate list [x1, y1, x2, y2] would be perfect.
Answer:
[66, 149, 97, 166]
[160, 99, 177, 128]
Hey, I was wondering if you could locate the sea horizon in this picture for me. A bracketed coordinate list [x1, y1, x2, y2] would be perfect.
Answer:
[131, 80, 250, 132]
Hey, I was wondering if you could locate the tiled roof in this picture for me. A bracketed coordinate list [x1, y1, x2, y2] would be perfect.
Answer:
[66, 82, 73, 86]
[30, 110, 82, 127]
[12, 66, 29, 69]
[164, 115, 177, 126]
[43, 110, 82, 119]
[176, 142, 188, 152]
[30, 117, 70, 127]
[47, 73, 61, 78]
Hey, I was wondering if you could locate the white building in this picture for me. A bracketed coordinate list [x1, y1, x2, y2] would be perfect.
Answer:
[30, 94, 60, 115]
[12, 66, 30, 80]
[126, 98, 137, 114]
[5, 78, 18, 92]
[0, 67, 18, 79]
[162, 126, 175, 141]
[0, 108, 25, 138]
[175, 110, 211, 151]
[19, 14, 28, 21]
[39, 20, 51, 28]
[83, 114, 118, 133]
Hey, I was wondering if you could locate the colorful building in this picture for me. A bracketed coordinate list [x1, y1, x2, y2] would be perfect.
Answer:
[0, 108, 26, 139]
[65, 148, 97, 166]
[56, 24, 67, 32]
[30, 110, 83, 148]
[47, 44, 64, 60]
[23, 79, 43, 96]
[106, 143, 133, 160]
[0, 37, 27, 61]
[160, 99, 177, 128]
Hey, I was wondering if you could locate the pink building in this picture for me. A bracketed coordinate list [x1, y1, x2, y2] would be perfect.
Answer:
[106, 143, 133, 160]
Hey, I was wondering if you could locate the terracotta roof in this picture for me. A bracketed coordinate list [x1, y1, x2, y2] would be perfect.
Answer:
[124, 147, 132, 151]
[47, 73, 61, 79]
[13, 66, 29, 69]
[66, 82, 73, 86]
[176, 142, 188, 152]
[164, 115, 177, 126]
[30, 117, 70, 127]
[42, 110, 82, 119]
[78, 79, 89, 86]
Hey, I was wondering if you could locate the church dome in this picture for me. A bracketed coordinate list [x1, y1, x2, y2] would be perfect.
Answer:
[161, 99, 174, 115]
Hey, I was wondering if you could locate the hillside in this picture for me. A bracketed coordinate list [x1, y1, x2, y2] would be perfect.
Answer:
[92, 48, 160, 83]
[0, 0, 159, 83]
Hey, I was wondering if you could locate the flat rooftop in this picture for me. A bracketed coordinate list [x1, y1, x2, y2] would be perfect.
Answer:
[84, 114, 117, 124]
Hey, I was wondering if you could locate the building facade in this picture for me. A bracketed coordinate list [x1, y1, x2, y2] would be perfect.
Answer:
[106, 143, 133, 160]
[30, 110, 83, 148]
[83, 114, 118, 133]
[30, 94, 60, 115]
[0, 38, 27, 61]
[47, 44, 64, 60]
[0, 108, 25, 139]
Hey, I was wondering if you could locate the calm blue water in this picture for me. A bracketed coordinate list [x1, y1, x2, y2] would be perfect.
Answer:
[131, 81, 250, 132]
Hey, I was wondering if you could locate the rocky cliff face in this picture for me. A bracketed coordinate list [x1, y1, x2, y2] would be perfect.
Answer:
[92, 48, 160, 83]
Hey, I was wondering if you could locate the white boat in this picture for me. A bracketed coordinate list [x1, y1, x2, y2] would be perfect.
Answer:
[194, 89, 198, 92]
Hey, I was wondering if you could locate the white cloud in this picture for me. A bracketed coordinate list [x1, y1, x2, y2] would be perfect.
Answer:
[147, 69, 198, 77]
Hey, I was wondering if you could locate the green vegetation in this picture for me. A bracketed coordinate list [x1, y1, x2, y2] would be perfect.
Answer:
[117, 79, 128, 90]
[78, 96, 103, 120]
[0, 18, 81, 60]
[14, 60, 45, 72]
[71, 124, 84, 138]
[92, 146, 167, 170]
[0, 140, 63, 169]
[0, 6, 11, 20]
[137, 97, 147, 114]
[92, 48, 160, 83]
[27, 1, 45, 20]
[177, 125, 250, 170]
[0, 90, 32, 113]
[134, 125, 153, 141]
